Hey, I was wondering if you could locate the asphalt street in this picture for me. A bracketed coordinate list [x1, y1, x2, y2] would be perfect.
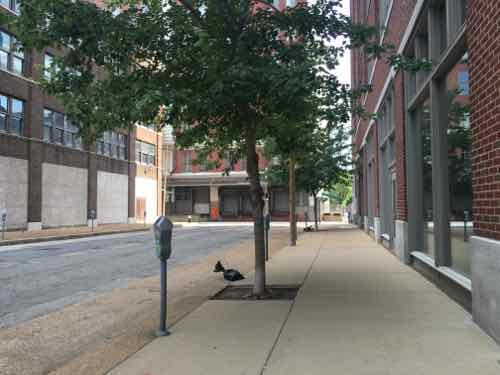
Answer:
[0, 225, 254, 329]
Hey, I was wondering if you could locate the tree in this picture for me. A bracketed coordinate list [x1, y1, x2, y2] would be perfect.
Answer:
[12, 0, 412, 296]
[266, 124, 350, 231]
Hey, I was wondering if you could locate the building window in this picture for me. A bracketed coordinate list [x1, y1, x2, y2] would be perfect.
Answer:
[44, 53, 59, 80]
[286, 0, 297, 7]
[183, 150, 192, 172]
[378, 0, 391, 38]
[0, 0, 20, 13]
[135, 140, 156, 165]
[97, 131, 127, 159]
[458, 71, 469, 96]
[378, 88, 396, 240]
[43, 109, 83, 149]
[0, 30, 24, 75]
[0, 94, 23, 136]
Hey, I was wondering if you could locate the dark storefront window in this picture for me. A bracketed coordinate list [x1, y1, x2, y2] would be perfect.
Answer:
[0, 94, 23, 136]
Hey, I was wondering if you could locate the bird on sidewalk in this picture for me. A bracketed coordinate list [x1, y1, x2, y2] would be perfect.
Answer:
[213, 261, 245, 282]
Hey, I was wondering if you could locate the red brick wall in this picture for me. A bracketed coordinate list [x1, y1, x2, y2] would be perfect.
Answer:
[352, 0, 417, 221]
[468, 0, 500, 240]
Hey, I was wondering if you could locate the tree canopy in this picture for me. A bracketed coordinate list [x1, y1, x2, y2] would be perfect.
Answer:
[9, 0, 416, 295]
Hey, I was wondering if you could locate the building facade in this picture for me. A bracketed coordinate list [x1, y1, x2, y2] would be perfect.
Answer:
[162, 139, 318, 222]
[351, 0, 500, 342]
[0, 1, 163, 230]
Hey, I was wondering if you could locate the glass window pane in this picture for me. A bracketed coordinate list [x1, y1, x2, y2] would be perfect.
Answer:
[53, 128, 63, 144]
[11, 38, 23, 58]
[11, 98, 23, 116]
[9, 116, 22, 135]
[0, 113, 6, 132]
[54, 112, 64, 129]
[0, 50, 8, 70]
[43, 109, 53, 126]
[43, 126, 51, 142]
[64, 132, 74, 147]
[0, 31, 10, 51]
[0, 95, 7, 113]
[12, 57, 23, 75]
[0, 0, 10, 9]
[421, 98, 435, 258]
[447, 53, 472, 276]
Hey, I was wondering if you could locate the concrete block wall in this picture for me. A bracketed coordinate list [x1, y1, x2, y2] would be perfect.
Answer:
[97, 171, 129, 224]
[42, 163, 88, 227]
[135, 176, 158, 224]
[0, 155, 28, 229]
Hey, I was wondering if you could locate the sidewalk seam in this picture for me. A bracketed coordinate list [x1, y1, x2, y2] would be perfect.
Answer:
[258, 233, 324, 375]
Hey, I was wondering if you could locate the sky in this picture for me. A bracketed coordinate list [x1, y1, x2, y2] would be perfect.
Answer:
[335, 0, 351, 86]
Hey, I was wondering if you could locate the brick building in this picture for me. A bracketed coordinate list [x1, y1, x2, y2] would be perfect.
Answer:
[351, 0, 500, 341]
[161, 0, 320, 223]
[162, 136, 317, 222]
[0, 1, 163, 230]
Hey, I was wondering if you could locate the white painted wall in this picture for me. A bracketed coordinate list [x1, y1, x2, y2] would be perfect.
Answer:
[0, 156, 28, 229]
[97, 171, 128, 224]
[135, 176, 158, 224]
[42, 163, 87, 227]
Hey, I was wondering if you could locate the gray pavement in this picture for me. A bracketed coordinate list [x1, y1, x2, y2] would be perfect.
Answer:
[109, 226, 500, 375]
[0, 225, 254, 328]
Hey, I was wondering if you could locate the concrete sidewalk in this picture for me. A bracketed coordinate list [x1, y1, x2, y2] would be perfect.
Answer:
[108, 226, 500, 375]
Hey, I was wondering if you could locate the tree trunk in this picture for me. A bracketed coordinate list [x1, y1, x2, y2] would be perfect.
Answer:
[313, 193, 319, 231]
[246, 127, 266, 296]
[289, 156, 297, 246]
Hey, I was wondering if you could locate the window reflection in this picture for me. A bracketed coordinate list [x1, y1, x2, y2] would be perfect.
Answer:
[447, 52, 471, 276]
[421, 98, 434, 258]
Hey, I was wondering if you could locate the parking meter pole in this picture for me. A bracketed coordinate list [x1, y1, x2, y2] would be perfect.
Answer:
[265, 225, 269, 261]
[157, 259, 170, 336]
[1, 212, 6, 241]
[154, 216, 173, 337]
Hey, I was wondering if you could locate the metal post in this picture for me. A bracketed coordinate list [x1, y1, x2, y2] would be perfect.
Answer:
[1, 212, 6, 241]
[464, 210, 469, 242]
[265, 223, 269, 261]
[157, 259, 170, 336]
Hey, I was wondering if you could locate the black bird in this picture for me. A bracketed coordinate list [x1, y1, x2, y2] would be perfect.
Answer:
[213, 261, 245, 282]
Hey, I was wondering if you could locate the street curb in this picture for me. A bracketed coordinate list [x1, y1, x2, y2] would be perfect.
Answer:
[0, 225, 183, 247]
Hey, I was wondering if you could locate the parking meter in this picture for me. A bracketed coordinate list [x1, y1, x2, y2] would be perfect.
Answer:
[1, 209, 6, 240]
[89, 209, 96, 232]
[153, 216, 173, 337]
[154, 216, 173, 261]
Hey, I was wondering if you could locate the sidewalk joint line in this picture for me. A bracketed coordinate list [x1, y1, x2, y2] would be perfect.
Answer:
[259, 233, 324, 375]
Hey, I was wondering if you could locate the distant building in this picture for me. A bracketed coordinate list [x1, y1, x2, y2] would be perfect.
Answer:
[0, 1, 163, 230]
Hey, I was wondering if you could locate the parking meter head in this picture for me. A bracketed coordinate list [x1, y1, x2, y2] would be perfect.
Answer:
[89, 209, 96, 220]
[1, 209, 6, 222]
[154, 216, 173, 260]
